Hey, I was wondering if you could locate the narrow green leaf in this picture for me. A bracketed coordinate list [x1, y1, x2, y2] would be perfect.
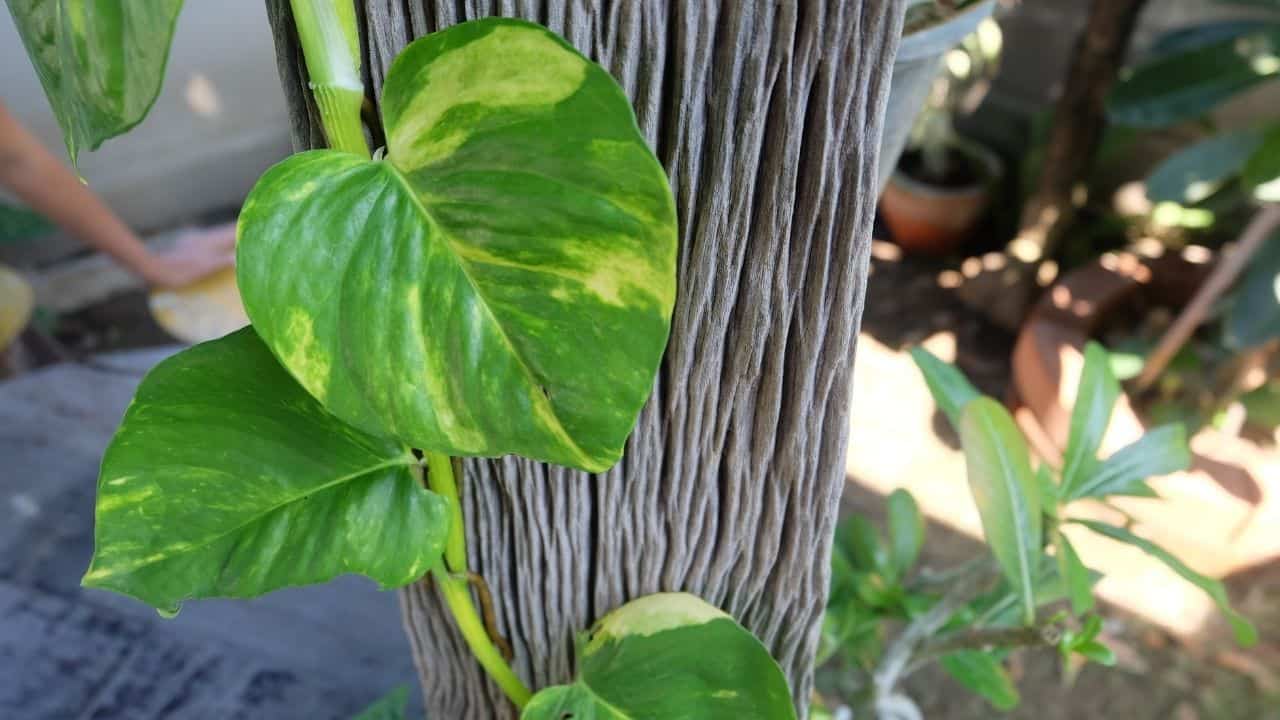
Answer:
[1224, 228, 1280, 350]
[1060, 342, 1120, 497]
[1069, 424, 1190, 500]
[940, 650, 1020, 711]
[1109, 24, 1280, 128]
[352, 686, 409, 720]
[1076, 520, 1257, 646]
[909, 347, 981, 431]
[1145, 130, 1263, 205]
[1036, 464, 1059, 519]
[6, 0, 183, 163]
[521, 593, 797, 719]
[1054, 531, 1094, 615]
[83, 328, 450, 614]
[959, 398, 1042, 625]
[1243, 125, 1280, 201]
[887, 489, 926, 579]
[238, 19, 677, 473]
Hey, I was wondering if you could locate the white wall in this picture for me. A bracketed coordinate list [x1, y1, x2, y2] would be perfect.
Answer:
[1, 2, 293, 254]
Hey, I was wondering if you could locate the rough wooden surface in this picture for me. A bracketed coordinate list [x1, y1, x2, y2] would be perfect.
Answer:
[264, 2, 902, 716]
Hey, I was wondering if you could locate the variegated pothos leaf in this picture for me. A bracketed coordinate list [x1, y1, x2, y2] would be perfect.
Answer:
[83, 328, 450, 614]
[6, 0, 183, 163]
[521, 593, 797, 719]
[237, 18, 677, 473]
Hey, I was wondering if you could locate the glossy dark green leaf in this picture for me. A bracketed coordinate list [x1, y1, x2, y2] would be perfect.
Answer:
[1109, 23, 1280, 128]
[887, 489, 925, 579]
[1146, 130, 1263, 205]
[6, 0, 183, 163]
[1059, 342, 1120, 498]
[352, 686, 408, 720]
[1076, 520, 1257, 646]
[940, 650, 1019, 711]
[1245, 126, 1280, 204]
[910, 346, 980, 431]
[1068, 424, 1189, 500]
[959, 398, 1042, 625]
[238, 18, 676, 473]
[1053, 530, 1094, 615]
[1224, 229, 1280, 350]
[521, 593, 797, 720]
[83, 328, 449, 614]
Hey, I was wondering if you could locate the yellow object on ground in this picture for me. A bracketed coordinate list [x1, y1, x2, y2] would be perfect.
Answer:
[0, 265, 34, 351]
[149, 266, 248, 344]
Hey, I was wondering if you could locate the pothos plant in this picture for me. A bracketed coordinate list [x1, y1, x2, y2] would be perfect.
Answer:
[813, 344, 1256, 719]
[6, 1, 798, 717]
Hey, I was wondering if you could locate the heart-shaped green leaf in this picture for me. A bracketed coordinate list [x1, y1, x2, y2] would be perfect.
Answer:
[6, 0, 183, 163]
[521, 593, 797, 719]
[83, 327, 449, 615]
[237, 18, 677, 473]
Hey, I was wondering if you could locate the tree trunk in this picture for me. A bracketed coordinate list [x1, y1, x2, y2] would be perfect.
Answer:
[1016, 0, 1148, 254]
[264, 1, 903, 717]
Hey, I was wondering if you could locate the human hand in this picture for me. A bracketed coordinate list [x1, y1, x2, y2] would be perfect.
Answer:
[140, 223, 237, 289]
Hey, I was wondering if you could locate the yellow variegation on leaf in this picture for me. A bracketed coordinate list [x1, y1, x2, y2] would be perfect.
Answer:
[237, 18, 677, 472]
[521, 593, 797, 719]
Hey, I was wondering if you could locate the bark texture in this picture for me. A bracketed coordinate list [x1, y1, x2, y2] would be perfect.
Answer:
[264, 2, 903, 717]
[1015, 0, 1148, 256]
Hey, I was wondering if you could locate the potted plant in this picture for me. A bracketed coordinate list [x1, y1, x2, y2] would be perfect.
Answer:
[879, 5, 1005, 256]
[876, 0, 998, 193]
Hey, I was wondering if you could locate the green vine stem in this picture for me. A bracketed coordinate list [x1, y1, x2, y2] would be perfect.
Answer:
[425, 451, 533, 708]
[288, 1, 526, 706]
[288, 0, 369, 157]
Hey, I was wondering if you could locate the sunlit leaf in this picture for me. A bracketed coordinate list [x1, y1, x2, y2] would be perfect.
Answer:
[910, 346, 980, 431]
[1243, 125, 1280, 200]
[1145, 130, 1263, 205]
[959, 398, 1042, 625]
[1068, 424, 1189, 500]
[1060, 342, 1120, 498]
[522, 593, 796, 719]
[1076, 520, 1257, 646]
[1109, 23, 1280, 128]
[238, 19, 677, 473]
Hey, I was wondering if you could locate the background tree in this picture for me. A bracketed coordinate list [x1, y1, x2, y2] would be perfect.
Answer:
[263, 2, 905, 716]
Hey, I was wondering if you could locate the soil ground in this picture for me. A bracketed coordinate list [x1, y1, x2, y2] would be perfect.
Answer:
[2, 241, 1277, 719]
[845, 246, 1280, 720]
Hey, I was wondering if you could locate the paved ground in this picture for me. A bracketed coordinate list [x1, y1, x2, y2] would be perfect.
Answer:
[0, 348, 422, 719]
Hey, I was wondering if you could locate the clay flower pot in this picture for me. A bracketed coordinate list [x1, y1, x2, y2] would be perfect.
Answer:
[879, 138, 1003, 257]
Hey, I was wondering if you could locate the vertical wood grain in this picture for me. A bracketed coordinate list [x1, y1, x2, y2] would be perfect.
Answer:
[264, 2, 903, 716]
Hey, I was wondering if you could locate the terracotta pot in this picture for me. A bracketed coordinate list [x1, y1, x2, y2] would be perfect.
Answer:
[879, 139, 1002, 257]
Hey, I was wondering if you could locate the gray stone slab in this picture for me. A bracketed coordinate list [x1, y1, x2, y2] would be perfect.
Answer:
[0, 356, 424, 719]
